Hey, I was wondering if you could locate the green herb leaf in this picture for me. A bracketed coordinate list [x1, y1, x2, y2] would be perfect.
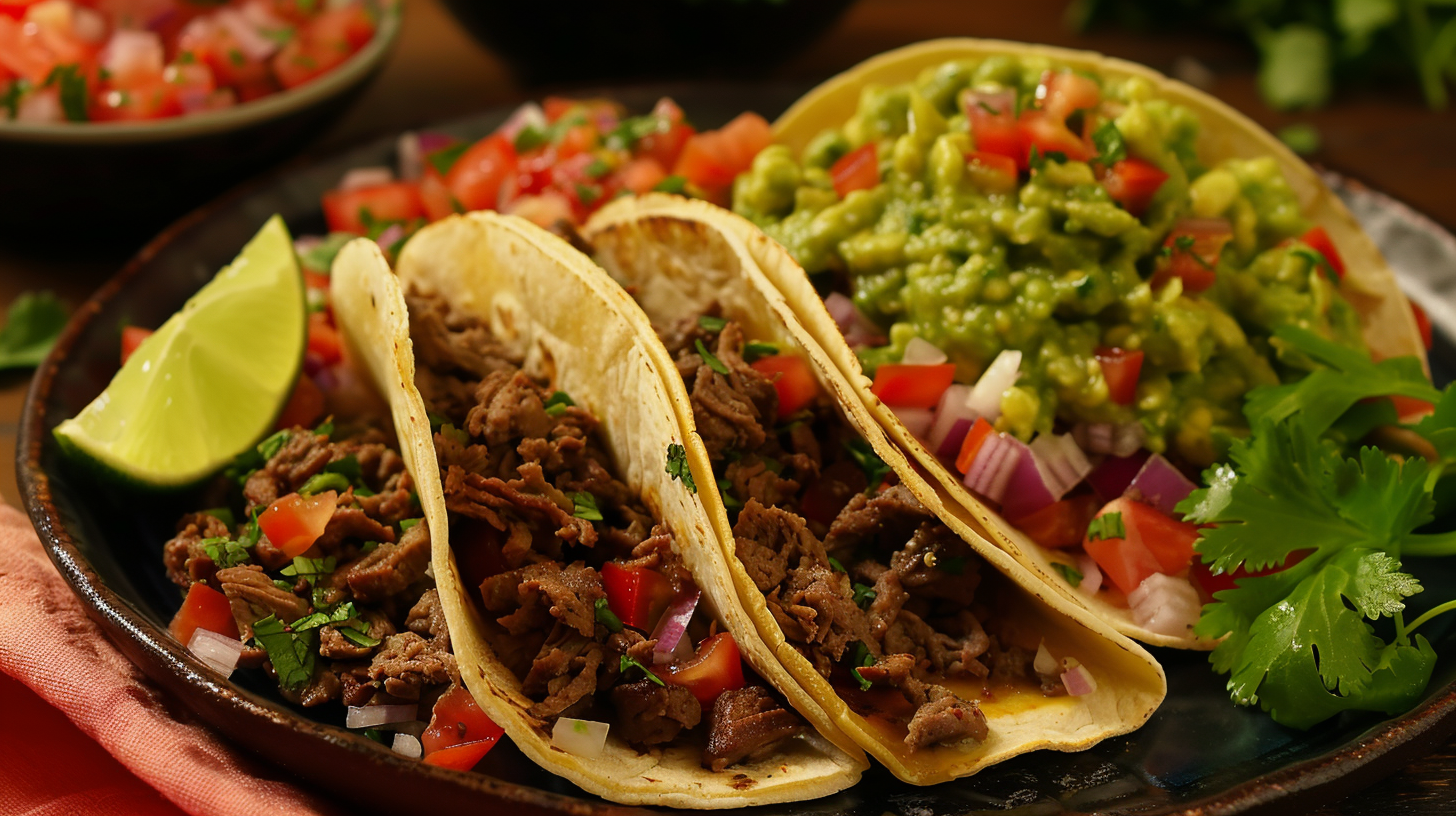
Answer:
[666, 444, 696, 493]
[575, 184, 602, 206]
[1085, 512, 1124, 541]
[296, 232, 353, 275]
[571, 491, 603, 521]
[202, 507, 236, 528]
[620, 654, 665, 686]
[544, 390, 575, 417]
[716, 477, 743, 510]
[513, 124, 547, 153]
[1, 78, 31, 120]
[0, 291, 67, 370]
[827, 556, 847, 573]
[847, 641, 876, 691]
[843, 439, 892, 493]
[1051, 561, 1084, 587]
[427, 142, 469, 177]
[695, 338, 730, 375]
[44, 64, 88, 122]
[743, 341, 778, 363]
[281, 555, 338, 587]
[585, 158, 610, 179]
[852, 583, 877, 608]
[1277, 124, 1322, 156]
[698, 315, 728, 333]
[1290, 247, 1341, 286]
[201, 536, 252, 569]
[594, 597, 623, 633]
[299, 471, 350, 496]
[1090, 119, 1127, 168]
[1257, 24, 1332, 110]
[339, 627, 381, 648]
[251, 615, 317, 693]
[653, 175, 688, 194]
[400, 518, 422, 532]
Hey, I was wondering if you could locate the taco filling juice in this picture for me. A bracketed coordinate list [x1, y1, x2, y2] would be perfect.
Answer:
[732, 54, 1420, 638]
[405, 289, 811, 769]
[658, 306, 1086, 751]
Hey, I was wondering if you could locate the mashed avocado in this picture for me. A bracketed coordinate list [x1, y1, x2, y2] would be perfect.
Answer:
[732, 56, 1365, 466]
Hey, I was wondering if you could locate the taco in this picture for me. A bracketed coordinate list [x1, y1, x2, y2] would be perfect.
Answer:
[581, 198, 1166, 785]
[692, 39, 1431, 649]
[330, 219, 868, 807]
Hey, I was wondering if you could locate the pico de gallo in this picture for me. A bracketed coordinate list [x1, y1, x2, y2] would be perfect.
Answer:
[313, 96, 774, 257]
[0, 0, 381, 124]
[731, 56, 1439, 643]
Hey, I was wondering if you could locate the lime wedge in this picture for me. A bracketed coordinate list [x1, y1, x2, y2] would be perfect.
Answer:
[55, 215, 306, 489]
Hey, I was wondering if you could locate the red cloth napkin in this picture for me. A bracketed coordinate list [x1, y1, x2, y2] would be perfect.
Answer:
[0, 503, 344, 816]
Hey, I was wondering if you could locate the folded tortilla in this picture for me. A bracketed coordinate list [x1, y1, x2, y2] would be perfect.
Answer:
[630, 39, 1428, 651]
[330, 224, 867, 808]
[582, 196, 1166, 785]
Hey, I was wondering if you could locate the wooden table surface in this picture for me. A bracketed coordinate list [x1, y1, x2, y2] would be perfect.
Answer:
[3, 0, 1454, 812]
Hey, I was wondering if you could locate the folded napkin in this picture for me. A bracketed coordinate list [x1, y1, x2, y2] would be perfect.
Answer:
[0, 503, 343, 816]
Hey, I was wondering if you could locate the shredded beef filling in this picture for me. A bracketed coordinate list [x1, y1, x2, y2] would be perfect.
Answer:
[407, 290, 805, 767]
[666, 309, 1062, 751]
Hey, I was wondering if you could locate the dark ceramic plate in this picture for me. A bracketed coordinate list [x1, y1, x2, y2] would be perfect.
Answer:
[18, 88, 1456, 816]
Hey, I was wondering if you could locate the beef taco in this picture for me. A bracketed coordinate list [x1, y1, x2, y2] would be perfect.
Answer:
[672, 40, 1430, 649]
[330, 219, 868, 807]
[581, 197, 1166, 785]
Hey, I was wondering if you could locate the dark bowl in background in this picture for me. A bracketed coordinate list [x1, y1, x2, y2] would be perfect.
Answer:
[439, 0, 859, 85]
[0, 0, 402, 254]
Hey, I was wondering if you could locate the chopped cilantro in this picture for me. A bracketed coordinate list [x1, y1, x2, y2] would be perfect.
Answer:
[594, 598, 623, 633]
[619, 654, 665, 686]
[1086, 512, 1125, 541]
[324, 454, 361, 483]
[176, 51, 196, 65]
[359, 540, 380, 555]
[653, 175, 688, 194]
[251, 615, 316, 693]
[575, 183, 602, 206]
[339, 627, 381, 648]
[717, 478, 743, 510]
[427, 411, 449, 431]
[1027, 146, 1068, 172]
[544, 391, 575, 417]
[513, 124, 547, 152]
[202, 536, 251, 569]
[426, 142, 469, 177]
[852, 583, 877, 608]
[297, 232, 353, 275]
[843, 439, 892, 493]
[695, 339, 729, 375]
[44, 64, 87, 121]
[1, 78, 30, 120]
[1290, 247, 1341, 286]
[439, 423, 469, 446]
[237, 511, 263, 549]
[666, 444, 696, 493]
[400, 518, 423, 532]
[571, 491, 603, 521]
[743, 341, 778, 363]
[827, 556, 847, 573]
[313, 416, 335, 438]
[259, 26, 294, 45]
[697, 315, 728, 333]
[274, 579, 295, 592]
[585, 158, 610, 179]
[281, 555, 337, 586]
[1090, 119, 1127, 168]
[259, 430, 291, 459]
[846, 641, 876, 691]
[202, 507, 236, 528]
[603, 113, 664, 151]
[299, 471, 349, 496]
[228, 48, 246, 67]
[0, 291, 66, 371]
[1051, 562, 1084, 587]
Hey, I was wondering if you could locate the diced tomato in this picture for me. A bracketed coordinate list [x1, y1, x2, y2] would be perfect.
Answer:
[1095, 347, 1143, 406]
[308, 4, 376, 52]
[272, 5, 370, 90]
[955, 417, 995, 474]
[258, 489, 338, 558]
[749, 354, 820, 419]
[542, 96, 577, 122]
[445, 134, 517, 212]
[1152, 218, 1232, 293]
[90, 78, 183, 121]
[829, 143, 879, 198]
[163, 61, 217, 112]
[798, 460, 868, 526]
[661, 632, 745, 706]
[303, 270, 331, 291]
[1299, 226, 1345, 279]
[322, 182, 426, 235]
[308, 311, 343, 365]
[965, 150, 1018, 194]
[615, 157, 668, 195]
[120, 325, 153, 365]
[870, 363, 956, 409]
[1191, 548, 1310, 598]
[1083, 497, 1201, 594]
[1389, 395, 1436, 423]
[0, 16, 55, 84]
[1007, 493, 1099, 549]
[1018, 110, 1091, 166]
[421, 684, 504, 769]
[418, 169, 457, 221]
[673, 112, 772, 203]
[274, 374, 325, 430]
[601, 562, 673, 631]
[963, 89, 1022, 164]
[0, 0, 43, 21]
[169, 582, 240, 645]
[554, 123, 596, 160]
[636, 120, 695, 170]
[1411, 301, 1433, 351]
[1038, 70, 1101, 122]
[1101, 159, 1167, 218]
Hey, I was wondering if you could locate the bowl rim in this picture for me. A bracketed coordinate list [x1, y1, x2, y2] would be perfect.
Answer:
[0, 0, 401, 146]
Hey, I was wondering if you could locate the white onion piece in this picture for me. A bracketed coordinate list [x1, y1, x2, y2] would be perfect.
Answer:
[498, 101, 547, 141]
[214, 8, 278, 61]
[1127, 573, 1203, 638]
[651, 590, 700, 663]
[1061, 661, 1097, 696]
[1033, 641, 1058, 676]
[396, 132, 423, 180]
[966, 350, 1020, 421]
[346, 704, 418, 730]
[551, 718, 609, 758]
[340, 166, 395, 192]
[374, 223, 406, 252]
[1027, 433, 1092, 500]
[187, 628, 244, 677]
[900, 337, 948, 366]
[1076, 554, 1103, 595]
[1127, 453, 1198, 517]
[926, 384, 975, 453]
[891, 406, 934, 439]
[504, 192, 575, 228]
[391, 732, 423, 759]
[16, 87, 62, 123]
[103, 30, 164, 82]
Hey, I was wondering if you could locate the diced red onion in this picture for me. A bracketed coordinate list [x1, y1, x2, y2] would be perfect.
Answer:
[934, 417, 973, 462]
[967, 350, 1020, 421]
[1076, 554, 1103, 595]
[416, 132, 455, 154]
[188, 628, 244, 677]
[892, 406, 935, 439]
[963, 431, 1024, 504]
[1027, 433, 1092, 499]
[1085, 450, 1151, 502]
[103, 30, 164, 82]
[396, 133, 423, 181]
[823, 292, 885, 348]
[214, 8, 279, 61]
[651, 590, 700, 664]
[498, 102, 547, 141]
[346, 704, 418, 730]
[1060, 660, 1098, 696]
[146, 5, 177, 32]
[1127, 453, 1198, 517]
[552, 718, 609, 758]
[900, 337, 948, 366]
[1000, 439, 1057, 519]
[340, 166, 395, 193]
[303, 349, 328, 377]
[1033, 641, 1058, 676]
[1072, 420, 1145, 458]
[72, 6, 106, 43]
[391, 732, 423, 759]
[1127, 573, 1203, 639]
[926, 384, 975, 454]
[374, 223, 406, 252]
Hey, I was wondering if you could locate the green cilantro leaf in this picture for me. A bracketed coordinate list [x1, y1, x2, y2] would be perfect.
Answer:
[513, 124, 547, 153]
[1086, 512, 1125, 541]
[298, 471, 349, 496]
[1051, 562, 1084, 587]
[743, 341, 778, 363]
[297, 233, 354, 275]
[698, 315, 728, 333]
[544, 390, 575, 417]
[281, 555, 338, 587]
[571, 491, 603, 521]
[1089, 119, 1127, 168]
[1, 78, 31, 120]
[1290, 247, 1341, 286]
[716, 477, 743, 510]
[251, 615, 317, 693]
[594, 598, 623, 633]
[666, 444, 696, 493]
[44, 64, 88, 122]
[201, 536, 251, 569]
[847, 641, 876, 691]
[619, 654, 665, 686]
[653, 175, 688, 194]
[426, 142, 469, 177]
[827, 556, 847, 573]
[843, 439, 892, 493]
[852, 583, 877, 608]
[0, 291, 67, 370]
[695, 338, 729, 375]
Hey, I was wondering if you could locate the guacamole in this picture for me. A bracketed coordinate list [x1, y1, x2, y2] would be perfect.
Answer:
[732, 55, 1365, 467]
